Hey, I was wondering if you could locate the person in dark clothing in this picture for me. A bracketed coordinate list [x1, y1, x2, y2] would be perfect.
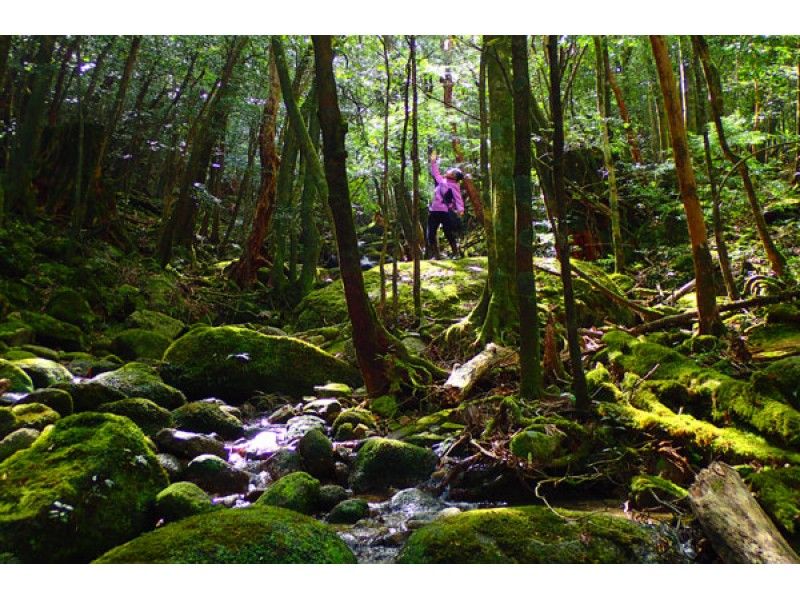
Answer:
[426, 151, 464, 259]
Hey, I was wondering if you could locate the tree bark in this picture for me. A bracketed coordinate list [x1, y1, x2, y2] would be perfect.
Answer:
[549, 35, 590, 413]
[511, 35, 542, 400]
[410, 36, 422, 324]
[692, 35, 787, 278]
[650, 35, 723, 336]
[689, 462, 800, 564]
[444, 343, 516, 402]
[604, 44, 642, 164]
[795, 60, 800, 187]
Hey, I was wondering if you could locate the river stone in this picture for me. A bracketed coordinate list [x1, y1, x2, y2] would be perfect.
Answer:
[303, 398, 342, 424]
[327, 498, 370, 524]
[93, 506, 356, 564]
[389, 488, 446, 515]
[263, 448, 302, 481]
[298, 428, 335, 480]
[184, 454, 249, 496]
[350, 438, 438, 493]
[0, 412, 168, 563]
[155, 482, 215, 523]
[157, 453, 185, 481]
[172, 401, 244, 440]
[97, 398, 173, 437]
[160, 325, 362, 402]
[313, 382, 352, 398]
[286, 415, 326, 440]
[11, 402, 60, 431]
[319, 484, 350, 511]
[91, 363, 186, 410]
[0, 427, 40, 462]
[255, 471, 321, 515]
[126, 310, 185, 339]
[53, 380, 127, 412]
[155, 429, 227, 460]
[111, 329, 171, 361]
[268, 404, 297, 424]
[0, 359, 33, 393]
[11, 358, 72, 388]
[16, 388, 73, 416]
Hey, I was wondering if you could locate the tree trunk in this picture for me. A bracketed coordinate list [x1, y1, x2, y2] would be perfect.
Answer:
[48, 36, 80, 127]
[688, 462, 800, 564]
[593, 36, 624, 273]
[409, 36, 422, 324]
[219, 122, 257, 255]
[605, 45, 642, 163]
[549, 35, 590, 413]
[692, 35, 787, 278]
[795, 60, 800, 186]
[298, 98, 322, 298]
[229, 49, 281, 288]
[378, 35, 392, 314]
[511, 35, 542, 400]
[650, 35, 723, 335]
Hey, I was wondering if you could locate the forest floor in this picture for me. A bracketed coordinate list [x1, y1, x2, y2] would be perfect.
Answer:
[2, 195, 800, 563]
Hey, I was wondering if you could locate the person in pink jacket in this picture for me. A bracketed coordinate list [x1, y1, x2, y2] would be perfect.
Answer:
[427, 151, 465, 259]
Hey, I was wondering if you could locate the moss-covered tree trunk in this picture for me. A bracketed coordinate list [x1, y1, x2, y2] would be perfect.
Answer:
[650, 35, 723, 336]
[795, 59, 800, 187]
[593, 36, 624, 273]
[409, 36, 422, 324]
[691, 35, 787, 279]
[298, 97, 322, 298]
[511, 35, 542, 400]
[548, 35, 590, 413]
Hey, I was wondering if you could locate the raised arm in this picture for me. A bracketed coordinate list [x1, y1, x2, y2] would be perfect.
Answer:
[430, 156, 444, 185]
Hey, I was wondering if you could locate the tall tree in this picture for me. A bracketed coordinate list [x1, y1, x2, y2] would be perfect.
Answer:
[548, 35, 590, 413]
[409, 36, 422, 324]
[511, 35, 542, 400]
[650, 35, 723, 335]
[692, 35, 788, 278]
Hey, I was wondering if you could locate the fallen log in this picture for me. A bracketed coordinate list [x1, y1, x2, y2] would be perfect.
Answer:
[688, 462, 800, 564]
[444, 343, 516, 402]
[630, 290, 800, 335]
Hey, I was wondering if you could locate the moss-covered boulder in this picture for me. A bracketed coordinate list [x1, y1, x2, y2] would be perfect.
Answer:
[155, 482, 215, 523]
[748, 466, 800, 547]
[154, 428, 227, 460]
[52, 380, 126, 412]
[0, 319, 35, 347]
[12, 358, 72, 388]
[398, 506, 687, 563]
[97, 398, 173, 437]
[714, 380, 800, 448]
[255, 471, 321, 515]
[184, 454, 249, 495]
[19, 345, 59, 360]
[350, 438, 438, 493]
[16, 388, 73, 416]
[111, 329, 171, 361]
[126, 310, 184, 339]
[298, 428, 335, 480]
[161, 326, 361, 402]
[0, 358, 34, 393]
[332, 408, 377, 440]
[0, 408, 18, 438]
[508, 416, 593, 469]
[0, 427, 39, 462]
[61, 352, 121, 378]
[19, 311, 86, 352]
[172, 401, 243, 440]
[0, 412, 168, 563]
[11, 402, 60, 431]
[327, 498, 369, 524]
[585, 363, 622, 403]
[93, 506, 356, 563]
[91, 362, 186, 410]
[45, 288, 94, 330]
[318, 484, 349, 511]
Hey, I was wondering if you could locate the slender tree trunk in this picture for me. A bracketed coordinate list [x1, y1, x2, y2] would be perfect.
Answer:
[219, 123, 257, 255]
[511, 35, 542, 400]
[298, 97, 322, 298]
[48, 36, 80, 127]
[83, 38, 114, 107]
[378, 35, 391, 314]
[593, 36, 624, 272]
[692, 35, 787, 278]
[549, 35, 590, 413]
[794, 60, 800, 186]
[409, 36, 422, 324]
[651, 35, 723, 335]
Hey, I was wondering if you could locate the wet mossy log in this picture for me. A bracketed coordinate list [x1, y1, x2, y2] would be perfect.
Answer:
[688, 462, 800, 564]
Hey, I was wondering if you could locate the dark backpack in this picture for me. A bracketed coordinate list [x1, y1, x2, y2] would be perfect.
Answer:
[442, 186, 454, 206]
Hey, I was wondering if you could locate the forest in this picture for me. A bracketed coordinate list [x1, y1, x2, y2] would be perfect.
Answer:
[0, 33, 799, 566]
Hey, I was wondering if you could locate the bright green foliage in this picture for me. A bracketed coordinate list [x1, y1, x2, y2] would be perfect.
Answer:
[398, 506, 688, 563]
[92, 362, 187, 410]
[748, 466, 800, 545]
[97, 398, 174, 437]
[747, 323, 800, 361]
[255, 471, 321, 515]
[93, 506, 356, 564]
[161, 326, 361, 402]
[11, 357, 72, 388]
[111, 329, 171, 361]
[154, 482, 215, 523]
[715, 380, 800, 448]
[350, 438, 438, 493]
[0, 412, 168, 563]
[0, 359, 34, 392]
[172, 401, 243, 440]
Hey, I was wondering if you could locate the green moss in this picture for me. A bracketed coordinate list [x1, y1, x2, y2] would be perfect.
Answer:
[747, 466, 800, 542]
[19, 311, 86, 352]
[255, 472, 321, 515]
[298, 428, 334, 480]
[93, 505, 356, 563]
[18, 388, 73, 416]
[126, 310, 184, 339]
[715, 380, 800, 448]
[11, 358, 72, 388]
[0, 319, 35, 347]
[161, 326, 361, 402]
[184, 454, 249, 495]
[0, 428, 40, 462]
[19, 345, 60, 360]
[510, 430, 561, 463]
[3, 349, 36, 360]
[508, 415, 593, 469]
[748, 323, 800, 360]
[11, 403, 60, 431]
[586, 363, 622, 403]
[398, 505, 687, 563]
[0, 412, 168, 563]
[97, 398, 173, 437]
[327, 498, 369, 524]
[350, 438, 438, 493]
[332, 408, 377, 438]
[0, 407, 19, 438]
[0, 358, 34, 393]
[92, 362, 186, 410]
[111, 329, 171, 361]
[758, 357, 800, 409]
[172, 401, 243, 440]
[53, 380, 126, 412]
[45, 288, 94, 330]
[630, 474, 689, 503]
[155, 482, 215, 523]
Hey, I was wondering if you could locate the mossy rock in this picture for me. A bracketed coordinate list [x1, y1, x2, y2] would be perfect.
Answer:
[93, 506, 356, 563]
[332, 408, 377, 439]
[184, 454, 249, 496]
[11, 403, 60, 431]
[19, 311, 86, 352]
[97, 398, 174, 437]
[327, 498, 369, 524]
[111, 329, 171, 361]
[510, 430, 562, 464]
[92, 363, 186, 410]
[0, 412, 168, 563]
[397, 505, 687, 563]
[19, 345, 59, 360]
[11, 358, 72, 388]
[0, 407, 19, 438]
[255, 471, 321, 515]
[172, 401, 243, 440]
[154, 428, 227, 461]
[45, 288, 94, 330]
[16, 388, 73, 417]
[3, 349, 36, 360]
[155, 482, 215, 523]
[161, 326, 361, 403]
[318, 484, 349, 511]
[0, 428, 40, 462]
[53, 380, 127, 412]
[126, 310, 185, 339]
[350, 438, 437, 493]
[585, 363, 621, 403]
[757, 357, 800, 410]
[370, 395, 398, 418]
[0, 319, 35, 347]
[747, 466, 800, 545]
[0, 359, 34, 393]
[298, 428, 335, 480]
[264, 448, 303, 481]
[61, 352, 122, 378]
[508, 416, 592, 469]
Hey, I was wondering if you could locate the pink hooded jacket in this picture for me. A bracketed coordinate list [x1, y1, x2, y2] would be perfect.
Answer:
[429, 158, 464, 214]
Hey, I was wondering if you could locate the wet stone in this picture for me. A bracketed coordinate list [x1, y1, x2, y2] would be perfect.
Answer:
[286, 415, 326, 440]
[268, 404, 297, 424]
[154, 428, 227, 460]
[303, 398, 342, 424]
